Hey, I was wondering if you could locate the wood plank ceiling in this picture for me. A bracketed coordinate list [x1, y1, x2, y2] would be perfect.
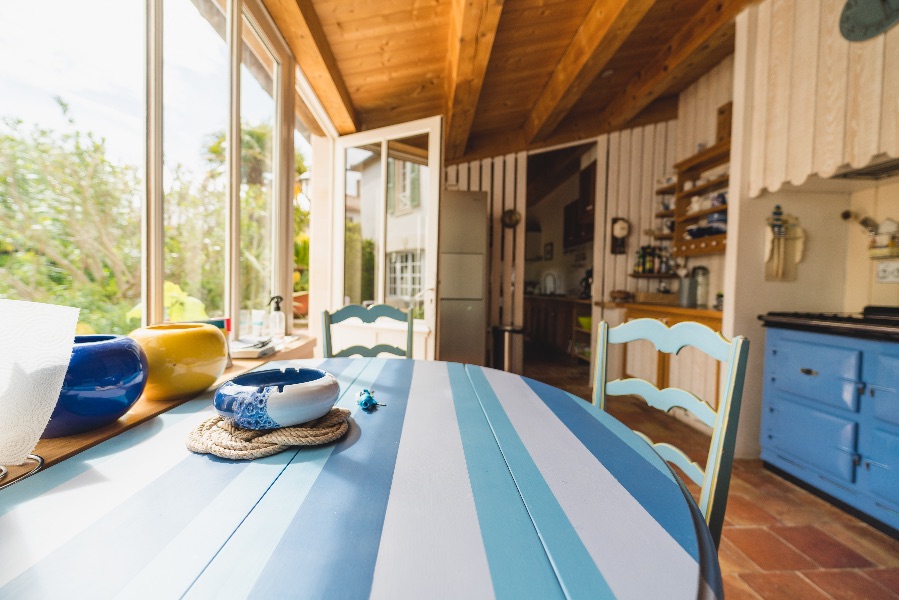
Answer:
[264, 0, 755, 163]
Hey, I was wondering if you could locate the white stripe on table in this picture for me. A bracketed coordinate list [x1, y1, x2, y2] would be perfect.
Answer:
[369, 361, 493, 600]
[481, 368, 701, 600]
[0, 399, 216, 588]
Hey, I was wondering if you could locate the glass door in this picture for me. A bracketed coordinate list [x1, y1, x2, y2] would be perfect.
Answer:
[333, 116, 442, 358]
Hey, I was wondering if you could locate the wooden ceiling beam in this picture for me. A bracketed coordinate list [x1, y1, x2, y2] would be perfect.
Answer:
[523, 0, 657, 144]
[263, 0, 358, 134]
[595, 0, 755, 133]
[445, 0, 505, 161]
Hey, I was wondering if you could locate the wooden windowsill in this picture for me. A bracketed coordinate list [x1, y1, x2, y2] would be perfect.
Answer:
[1, 335, 316, 488]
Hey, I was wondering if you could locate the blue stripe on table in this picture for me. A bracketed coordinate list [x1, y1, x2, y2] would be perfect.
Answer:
[523, 377, 699, 560]
[0, 453, 258, 598]
[466, 367, 614, 600]
[182, 358, 382, 599]
[447, 363, 565, 600]
[248, 358, 414, 599]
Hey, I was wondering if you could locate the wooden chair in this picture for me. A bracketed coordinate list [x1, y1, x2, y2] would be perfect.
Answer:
[592, 318, 749, 547]
[322, 304, 413, 358]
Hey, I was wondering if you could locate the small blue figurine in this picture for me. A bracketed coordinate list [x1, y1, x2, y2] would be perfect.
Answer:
[357, 389, 385, 412]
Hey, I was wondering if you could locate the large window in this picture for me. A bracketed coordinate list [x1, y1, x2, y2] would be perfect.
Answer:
[0, 0, 145, 334]
[0, 0, 294, 336]
[162, 0, 228, 322]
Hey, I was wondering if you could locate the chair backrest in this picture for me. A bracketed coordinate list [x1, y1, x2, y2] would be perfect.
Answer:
[322, 304, 413, 358]
[592, 318, 749, 547]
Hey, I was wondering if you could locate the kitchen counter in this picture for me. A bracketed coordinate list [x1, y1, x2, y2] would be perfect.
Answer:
[598, 302, 723, 329]
[525, 294, 592, 305]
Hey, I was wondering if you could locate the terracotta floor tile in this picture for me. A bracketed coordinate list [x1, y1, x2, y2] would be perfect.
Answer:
[803, 570, 898, 600]
[726, 528, 818, 571]
[740, 572, 831, 600]
[722, 573, 764, 600]
[818, 521, 899, 568]
[863, 568, 899, 595]
[772, 525, 874, 568]
[725, 494, 783, 526]
[718, 536, 763, 574]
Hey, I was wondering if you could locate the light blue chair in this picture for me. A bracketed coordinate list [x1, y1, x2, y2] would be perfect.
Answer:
[592, 318, 749, 547]
[322, 304, 413, 358]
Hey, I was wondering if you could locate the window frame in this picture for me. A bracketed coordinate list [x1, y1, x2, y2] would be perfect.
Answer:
[143, 0, 295, 337]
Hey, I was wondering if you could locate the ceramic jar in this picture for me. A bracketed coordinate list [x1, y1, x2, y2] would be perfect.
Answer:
[42, 335, 149, 438]
[214, 367, 340, 429]
[129, 323, 227, 401]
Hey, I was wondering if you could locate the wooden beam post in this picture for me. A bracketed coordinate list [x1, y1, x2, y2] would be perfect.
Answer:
[595, 0, 756, 134]
[263, 0, 358, 134]
[523, 0, 657, 144]
[445, 0, 505, 161]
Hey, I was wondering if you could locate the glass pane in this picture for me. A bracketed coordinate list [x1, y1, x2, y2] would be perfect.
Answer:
[292, 124, 312, 324]
[0, 0, 144, 334]
[385, 135, 428, 319]
[163, 0, 228, 322]
[344, 144, 381, 306]
[239, 14, 276, 336]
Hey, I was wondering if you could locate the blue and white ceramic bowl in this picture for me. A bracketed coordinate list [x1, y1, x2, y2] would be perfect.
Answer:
[214, 368, 340, 430]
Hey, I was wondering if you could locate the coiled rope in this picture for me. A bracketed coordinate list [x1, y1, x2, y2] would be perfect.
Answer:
[187, 408, 351, 460]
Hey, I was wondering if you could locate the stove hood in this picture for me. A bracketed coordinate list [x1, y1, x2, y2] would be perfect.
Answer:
[831, 155, 899, 181]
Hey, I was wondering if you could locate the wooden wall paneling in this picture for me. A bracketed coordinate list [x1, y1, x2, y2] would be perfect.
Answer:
[665, 120, 678, 178]
[481, 159, 493, 194]
[469, 159, 481, 191]
[679, 84, 696, 160]
[594, 134, 609, 304]
[881, 26, 899, 158]
[458, 161, 470, 191]
[605, 131, 622, 299]
[618, 129, 632, 293]
[786, 0, 820, 186]
[630, 128, 645, 293]
[748, 0, 771, 197]
[813, 0, 849, 178]
[639, 126, 656, 294]
[491, 156, 505, 331]
[719, 54, 735, 110]
[512, 151, 527, 372]
[845, 35, 885, 168]
[503, 153, 516, 326]
[446, 164, 458, 188]
[764, 0, 794, 194]
[696, 69, 712, 149]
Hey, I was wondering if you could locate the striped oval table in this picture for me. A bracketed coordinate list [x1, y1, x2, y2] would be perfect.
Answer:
[0, 358, 721, 599]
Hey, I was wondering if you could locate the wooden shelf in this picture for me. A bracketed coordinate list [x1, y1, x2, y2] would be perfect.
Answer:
[676, 204, 727, 223]
[673, 233, 727, 256]
[654, 209, 675, 218]
[629, 272, 678, 279]
[655, 182, 676, 195]
[676, 174, 729, 200]
[673, 139, 730, 258]
[673, 139, 731, 173]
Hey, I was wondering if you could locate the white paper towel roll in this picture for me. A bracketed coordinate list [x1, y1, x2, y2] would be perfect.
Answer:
[0, 300, 79, 465]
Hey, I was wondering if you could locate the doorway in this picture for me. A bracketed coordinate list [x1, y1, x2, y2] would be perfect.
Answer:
[522, 142, 598, 382]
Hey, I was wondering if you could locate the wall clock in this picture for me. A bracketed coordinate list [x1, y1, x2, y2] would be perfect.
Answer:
[610, 218, 630, 255]
[840, 0, 899, 41]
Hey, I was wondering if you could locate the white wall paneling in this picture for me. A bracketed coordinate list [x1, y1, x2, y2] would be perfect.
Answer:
[746, 0, 897, 194]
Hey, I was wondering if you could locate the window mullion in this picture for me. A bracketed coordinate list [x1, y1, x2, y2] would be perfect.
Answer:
[225, 0, 242, 339]
[143, 0, 164, 326]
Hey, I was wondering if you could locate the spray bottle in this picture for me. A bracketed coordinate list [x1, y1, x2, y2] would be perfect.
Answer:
[268, 295, 285, 341]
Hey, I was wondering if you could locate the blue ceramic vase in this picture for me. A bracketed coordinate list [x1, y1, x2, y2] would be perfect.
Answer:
[214, 368, 340, 430]
[42, 335, 149, 438]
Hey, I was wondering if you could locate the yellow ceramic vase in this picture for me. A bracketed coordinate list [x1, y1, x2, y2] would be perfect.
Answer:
[129, 323, 228, 401]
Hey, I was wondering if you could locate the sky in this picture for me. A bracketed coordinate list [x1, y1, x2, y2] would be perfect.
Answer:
[0, 0, 311, 184]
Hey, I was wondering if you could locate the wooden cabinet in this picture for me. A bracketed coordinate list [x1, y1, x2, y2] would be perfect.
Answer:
[563, 201, 593, 251]
[673, 140, 730, 257]
[524, 296, 592, 357]
[761, 327, 899, 533]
